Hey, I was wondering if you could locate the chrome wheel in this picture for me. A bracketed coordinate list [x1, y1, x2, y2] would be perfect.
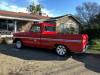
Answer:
[56, 45, 67, 56]
[16, 40, 22, 49]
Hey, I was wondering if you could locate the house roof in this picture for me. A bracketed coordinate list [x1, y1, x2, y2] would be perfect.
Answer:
[44, 14, 82, 25]
[0, 10, 82, 25]
[0, 10, 49, 21]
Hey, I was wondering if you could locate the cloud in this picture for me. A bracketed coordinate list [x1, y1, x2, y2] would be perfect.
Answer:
[11, 0, 16, 1]
[0, 1, 55, 17]
[42, 8, 55, 17]
[27, 0, 40, 5]
[0, 2, 28, 13]
[0, 2, 8, 10]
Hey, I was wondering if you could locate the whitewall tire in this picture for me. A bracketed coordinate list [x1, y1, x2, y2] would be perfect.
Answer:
[15, 40, 23, 49]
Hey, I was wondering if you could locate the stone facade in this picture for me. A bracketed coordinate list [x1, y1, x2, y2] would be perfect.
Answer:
[56, 16, 81, 34]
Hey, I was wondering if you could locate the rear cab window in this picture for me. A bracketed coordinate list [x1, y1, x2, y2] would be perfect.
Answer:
[45, 26, 56, 32]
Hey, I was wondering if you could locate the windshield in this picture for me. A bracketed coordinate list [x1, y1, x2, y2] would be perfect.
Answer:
[31, 25, 40, 32]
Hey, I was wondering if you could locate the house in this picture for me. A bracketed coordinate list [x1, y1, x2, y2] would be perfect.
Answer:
[44, 14, 82, 34]
[0, 10, 49, 38]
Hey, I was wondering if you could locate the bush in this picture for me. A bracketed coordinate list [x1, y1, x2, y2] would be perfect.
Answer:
[81, 28, 100, 40]
[0, 38, 3, 44]
[4, 37, 13, 44]
[0, 37, 13, 44]
[88, 39, 100, 50]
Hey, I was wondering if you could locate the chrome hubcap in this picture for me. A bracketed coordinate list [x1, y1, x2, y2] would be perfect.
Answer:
[16, 41, 22, 48]
[56, 45, 66, 56]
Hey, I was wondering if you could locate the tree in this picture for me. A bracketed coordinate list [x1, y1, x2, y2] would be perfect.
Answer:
[35, 4, 42, 14]
[76, 2, 100, 26]
[90, 13, 100, 29]
[27, 2, 42, 15]
[95, 14, 100, 25]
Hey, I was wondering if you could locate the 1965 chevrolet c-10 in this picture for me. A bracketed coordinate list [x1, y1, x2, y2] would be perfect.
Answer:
[13, 22, 88, 56]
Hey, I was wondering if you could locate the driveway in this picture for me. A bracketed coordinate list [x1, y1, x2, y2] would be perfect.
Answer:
[0, 44, 100, 75]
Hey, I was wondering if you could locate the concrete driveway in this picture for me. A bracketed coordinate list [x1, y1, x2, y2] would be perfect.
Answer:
[0, 44, 100, 75]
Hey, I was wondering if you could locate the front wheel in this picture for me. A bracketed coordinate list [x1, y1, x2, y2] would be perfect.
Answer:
[15, 40, 23, 49]
[56, 45, 68, 56]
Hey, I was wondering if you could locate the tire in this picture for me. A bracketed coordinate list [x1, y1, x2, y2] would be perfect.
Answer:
[56, 45, 68, 56]
[15, 40, 23, 49]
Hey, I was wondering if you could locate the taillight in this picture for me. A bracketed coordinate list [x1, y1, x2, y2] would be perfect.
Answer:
[82, 34, 88, 48]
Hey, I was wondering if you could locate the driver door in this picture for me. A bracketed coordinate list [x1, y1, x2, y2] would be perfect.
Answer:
[30, 25, 41, 47]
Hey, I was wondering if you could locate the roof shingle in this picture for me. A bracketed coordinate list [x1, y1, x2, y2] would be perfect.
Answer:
[0, 10, 49, 20]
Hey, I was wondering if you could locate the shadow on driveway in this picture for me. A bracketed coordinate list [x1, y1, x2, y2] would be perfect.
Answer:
[72, 53, 100, 73]
[0, 44, 70, 61]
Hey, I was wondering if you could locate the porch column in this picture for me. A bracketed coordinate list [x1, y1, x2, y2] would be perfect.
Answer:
[14, 20, 17, 32]
[6, 20, 9, 31]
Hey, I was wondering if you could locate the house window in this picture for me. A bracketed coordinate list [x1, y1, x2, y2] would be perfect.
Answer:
[60, 23, 69, 33]
[60, 23, 65, 32]
[8, 23, 14, 31]
[0, 23, 7, 30]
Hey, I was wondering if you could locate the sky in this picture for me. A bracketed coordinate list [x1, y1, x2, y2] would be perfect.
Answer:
[0, 0, 100, 17]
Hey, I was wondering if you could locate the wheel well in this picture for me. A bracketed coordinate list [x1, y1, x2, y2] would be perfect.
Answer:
[54, 44, 70, 51]
[13, 38, 21, 43]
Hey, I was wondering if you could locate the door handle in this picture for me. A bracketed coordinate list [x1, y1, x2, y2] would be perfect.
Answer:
[34, 39, 37, 42]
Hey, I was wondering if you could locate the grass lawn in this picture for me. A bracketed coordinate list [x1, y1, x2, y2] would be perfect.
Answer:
[85, 39, 100, 54]
[90, 39, 100, 49]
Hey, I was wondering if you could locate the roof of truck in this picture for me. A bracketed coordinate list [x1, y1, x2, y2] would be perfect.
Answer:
[32, 22, 56, 26]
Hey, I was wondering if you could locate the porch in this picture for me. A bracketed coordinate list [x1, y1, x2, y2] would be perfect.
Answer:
[0, 16, 39, 44]
[0, 16, 39, 37]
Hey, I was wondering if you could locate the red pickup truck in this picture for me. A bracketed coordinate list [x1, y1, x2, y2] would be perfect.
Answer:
[13, 22, 88, 56]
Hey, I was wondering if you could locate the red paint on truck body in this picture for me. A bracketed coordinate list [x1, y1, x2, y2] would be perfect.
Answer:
[13, 22, 88, 53]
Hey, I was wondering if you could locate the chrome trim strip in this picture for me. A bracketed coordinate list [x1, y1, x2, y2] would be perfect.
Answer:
[14, 37, 82, 43]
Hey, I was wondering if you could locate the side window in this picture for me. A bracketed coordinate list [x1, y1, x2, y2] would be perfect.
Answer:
[31, 25, 40, 32]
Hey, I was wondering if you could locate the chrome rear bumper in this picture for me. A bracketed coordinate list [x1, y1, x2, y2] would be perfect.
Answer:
[83, 45, 89, 52]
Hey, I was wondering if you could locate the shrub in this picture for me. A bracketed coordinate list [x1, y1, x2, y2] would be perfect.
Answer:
[4, 37, 13, 44]
[0, 38, 3, 44]
[81, 28, 100, 40]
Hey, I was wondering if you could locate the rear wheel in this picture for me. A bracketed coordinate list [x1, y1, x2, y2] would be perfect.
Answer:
[56, 45, 68, 56]
[15, 40, 23, 49]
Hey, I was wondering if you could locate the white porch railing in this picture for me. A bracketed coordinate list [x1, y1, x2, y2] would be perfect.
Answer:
[0, 35, 13, 38]
[0, 31, 13, 38]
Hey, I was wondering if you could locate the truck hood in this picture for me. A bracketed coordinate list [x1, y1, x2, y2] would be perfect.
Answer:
[13, 32, 29, 37]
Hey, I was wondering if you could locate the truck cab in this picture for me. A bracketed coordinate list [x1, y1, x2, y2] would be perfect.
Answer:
[30, 22, 57, 34]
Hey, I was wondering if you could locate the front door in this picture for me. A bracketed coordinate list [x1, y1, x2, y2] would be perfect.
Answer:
[30, 25, 41, 47]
